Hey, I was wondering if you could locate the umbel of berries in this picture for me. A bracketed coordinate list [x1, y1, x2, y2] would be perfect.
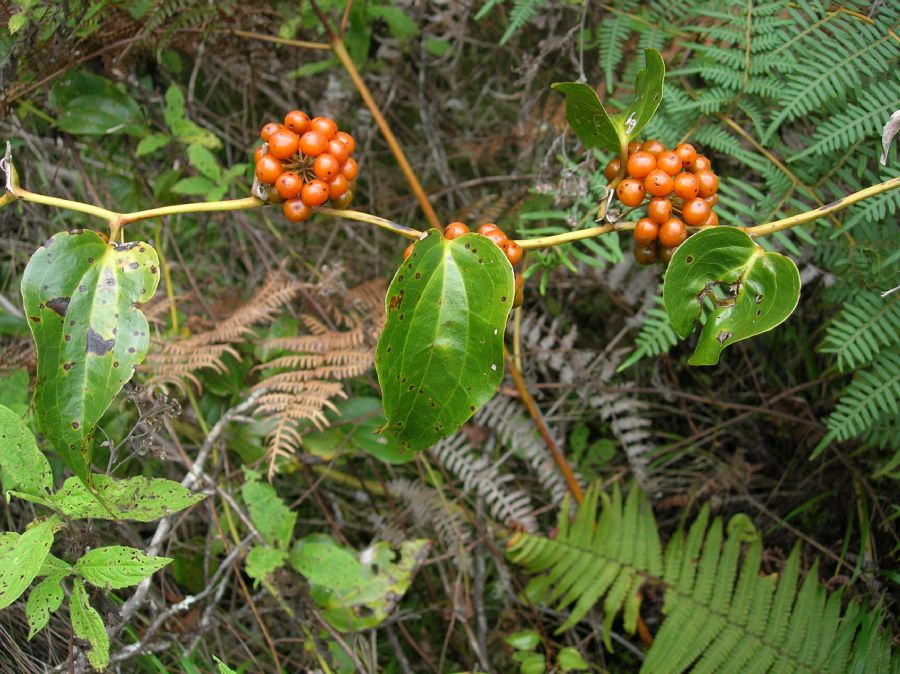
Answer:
[606, 140, 720, 265]
[403, 221, 526, 307]
[253, 110, 359, 222]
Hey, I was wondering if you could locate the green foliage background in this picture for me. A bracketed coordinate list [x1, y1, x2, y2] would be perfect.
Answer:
[0, 0, 898, 672]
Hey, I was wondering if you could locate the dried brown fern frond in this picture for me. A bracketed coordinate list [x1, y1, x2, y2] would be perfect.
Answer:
[253, 279, 387, 477]
[144, 271, 305, 392]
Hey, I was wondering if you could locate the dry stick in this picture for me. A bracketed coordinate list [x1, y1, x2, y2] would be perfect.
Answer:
[503, 349, 584, 504]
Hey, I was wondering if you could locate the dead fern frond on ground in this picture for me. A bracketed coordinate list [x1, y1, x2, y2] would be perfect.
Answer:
[253, 279, 386, 477]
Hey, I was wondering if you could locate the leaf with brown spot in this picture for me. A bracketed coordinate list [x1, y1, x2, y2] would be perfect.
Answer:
[21, 230, 159, 486]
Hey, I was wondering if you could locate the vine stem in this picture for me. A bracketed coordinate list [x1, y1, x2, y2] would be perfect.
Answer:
[742, 176, 900, 237]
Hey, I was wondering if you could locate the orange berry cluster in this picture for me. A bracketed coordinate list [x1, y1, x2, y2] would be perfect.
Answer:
[403, 222, 525, 307]
[605, 140, 720, 265]
[253, 110, 359, 222]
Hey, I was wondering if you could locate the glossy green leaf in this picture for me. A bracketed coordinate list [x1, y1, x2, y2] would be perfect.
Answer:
[663, 228, 801, 366]
[0, 404, 52, 498]
[53, 474, 205, 521]
[75, 546, 172, 590]
[505, 629, 541, 651]
[0, 518, 56, 610]
[375, 229, 514, 452]
[552, 49, 665, 153]
[26, 573, 67, 640]
[21, 230, 160, 484]
[557, 647, 590, 672]
[70, 577, 109, 671]
[56, 91, 145, 136]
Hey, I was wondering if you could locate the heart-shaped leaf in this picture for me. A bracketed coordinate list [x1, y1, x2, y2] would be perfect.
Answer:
[21, 230, 160, 485]
[375, 229, 514, 452]
[552, 49, 665, 153]
[663, 227, 801, 365]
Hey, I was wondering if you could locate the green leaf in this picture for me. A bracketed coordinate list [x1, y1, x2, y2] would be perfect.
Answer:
[552, 49, 665, 153]
[171, 175, 216, 196]
[0, 404, 52, 497]
[0, 367, 30, 414]
[136, 133, 170, 157]
[375, 230, 514, 452]
[26, 573, 67, 640]
[425, 38, 452, 57]
[75, 546, 171, 590]
[368, 6, 420, 42]
[663, 228, 801, 366]
[70, 577, 109, 671]
[244, 545, 287, 586]
[288, 58, 336, 79]
[164, 84, 221, 149]
[53, 474, 205, 521]
[505, 629, 541, 651]
[550, 82, 621, 154]
[291, 535, 430, 632]
[241, 470, 296, 549]
[8, 12, 27, 34]
[517, 652, 546, 674]
[557, 647, 590, 672]
[21, 231, 160, 485]
[187, 144, 222, 182]
[56, 92, 145, 136]
[0, 519, 55, 610]
[213, 657, 238, 674]
[163, 83, 186, 130]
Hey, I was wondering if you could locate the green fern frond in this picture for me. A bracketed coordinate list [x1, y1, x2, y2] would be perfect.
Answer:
[820, 293, 900, 371]
[814, 352, 900, 457]
[507, 483, 898, 672]
[598, 9, 634, 95]
[618, 298, 679, 371]
[499, 0, 546, 45]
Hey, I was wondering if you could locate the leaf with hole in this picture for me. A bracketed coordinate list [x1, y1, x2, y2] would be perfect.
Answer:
[26, 572, 67, 640]
[75, 546, 172, 590]
[663, 228, 801, 366]
[53, 474, 205, 521]
[552, 49, 665, 153]
[0, 518, 56, 610]
[21, 230, 160, 485]
[375, 229, 514, 452]
[70, 577, 109, 671]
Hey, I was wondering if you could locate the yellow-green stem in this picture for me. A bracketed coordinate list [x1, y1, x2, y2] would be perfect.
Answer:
[14, 187, 117, 222]
[316, 206, 422, 239]
[118, 196, 263, 226]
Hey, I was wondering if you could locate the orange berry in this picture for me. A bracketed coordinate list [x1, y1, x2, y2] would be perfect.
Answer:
[313, 153, 341, 180]
[616, 178, 646, 207]
[284, 110, 311, 134]
[644, 169, 674, 198]
[658, 218, 687, 248]
[695, 170, 719, 198]
[253, 144, 267, 163]
[275, 171, 303, 199]
[647, 197, 672, 223]
[283, 198, 312, 222]
[504, 240, 523, 266]
[626, 151, 657, 180]
[403, 242, 415, 260]
[444, 222, 470, 240]
[267, 129, 300, 160]
[513, 285, 524, 308]
[604, 158, 621, 182]
[265, 185, 284, 204]
[641, 139, 666, 156]
[634, 242, 658, 265]
[705, 210, 719, 227]
[335, 131, 356, 154]
[705, 194, 719, 207]
[674, 143, 697, 168]
[477, 223, 501, 236]
[300, 179, 330, 207]
[331, 190, 353, 209]
[341, 157, 358, 180]
[328, 173, 348, 200]
[691, 155, 712, 173]
[515, 273, 524, 291]
[310, 116, 337, 139]
[299, 131, 328, 157]
[659, 246, 676, 264]
[656, 151, 682, 176]
[633, 218, 659, 246]
[260, 122, 283, 142]
[682, 197, 711, 226]
[483, 229, 508, 249]
[326, 138, 350, 164]
[255, 155, 283, 184]
[627, 141, 641, 155]
[673, 172, 700, 199]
